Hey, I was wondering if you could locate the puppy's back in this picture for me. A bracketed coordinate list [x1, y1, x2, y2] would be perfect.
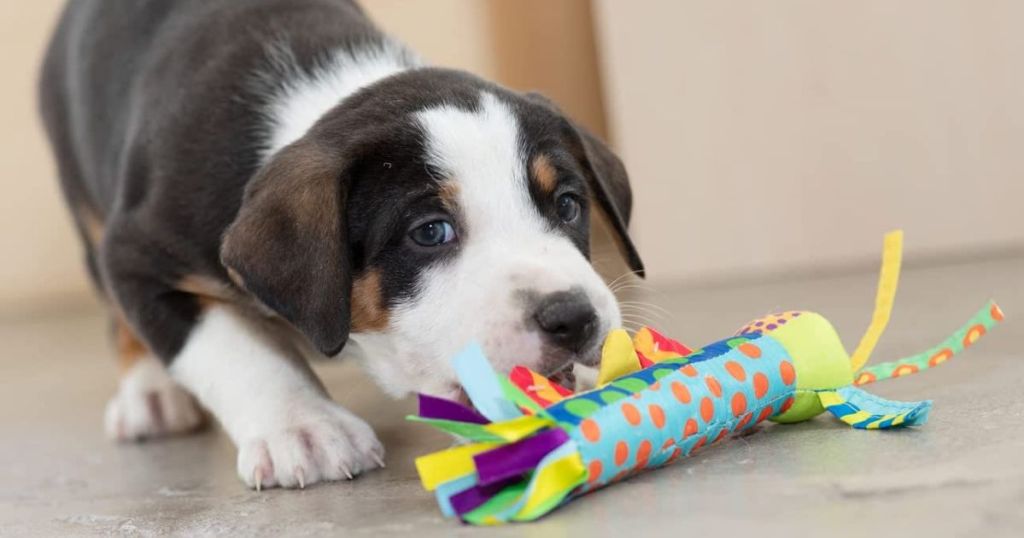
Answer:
[40, 1, 185, 208]
[39, 0, 376, 215]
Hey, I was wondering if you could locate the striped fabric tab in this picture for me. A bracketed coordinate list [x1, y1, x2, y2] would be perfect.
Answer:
[818, 386, 931, 429]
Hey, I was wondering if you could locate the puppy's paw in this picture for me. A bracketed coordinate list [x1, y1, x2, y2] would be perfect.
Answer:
[104, 356, 204, 441]
[236, 400, 385, 490]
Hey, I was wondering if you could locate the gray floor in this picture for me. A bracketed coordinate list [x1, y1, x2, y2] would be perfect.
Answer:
[1, 255, 1021, 537]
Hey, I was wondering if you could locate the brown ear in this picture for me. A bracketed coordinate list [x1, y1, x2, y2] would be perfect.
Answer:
[524, 92, 645, 277]
[220, 139, 352, 355]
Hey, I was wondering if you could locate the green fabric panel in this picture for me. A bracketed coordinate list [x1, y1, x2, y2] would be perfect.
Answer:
[463, 483, 528, 524]
[767, 313, 853, 422]
[404, 416, 505, 442]
[498, 376, 550, 419]
[770, 390, 822, 424]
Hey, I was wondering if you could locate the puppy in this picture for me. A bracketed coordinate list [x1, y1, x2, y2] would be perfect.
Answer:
[39, 0, 644, 489]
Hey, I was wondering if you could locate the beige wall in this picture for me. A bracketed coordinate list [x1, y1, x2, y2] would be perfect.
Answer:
[364, 0, 607, 136]
[1, 0, 604, 315]
[594, 0, 1024, 284]
[0, 1, 90, 314]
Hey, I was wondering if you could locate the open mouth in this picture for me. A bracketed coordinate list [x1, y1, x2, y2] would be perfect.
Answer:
[547, 363, 577, 391]
[451, 386, 472, 407]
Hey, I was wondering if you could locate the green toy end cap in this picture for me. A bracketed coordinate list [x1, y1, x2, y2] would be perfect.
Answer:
[770, 391, 824, 423]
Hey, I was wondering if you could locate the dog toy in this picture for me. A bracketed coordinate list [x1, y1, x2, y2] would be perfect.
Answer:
[410, 231, 1003, 525]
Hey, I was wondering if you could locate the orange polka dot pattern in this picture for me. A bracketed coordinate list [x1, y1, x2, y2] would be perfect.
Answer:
[854, 301, 1002, 384]
[574, 333, 796, 492]
[581, 419, 601, 442]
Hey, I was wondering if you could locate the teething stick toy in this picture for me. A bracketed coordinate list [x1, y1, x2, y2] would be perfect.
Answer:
[410, 231, 1003, 524]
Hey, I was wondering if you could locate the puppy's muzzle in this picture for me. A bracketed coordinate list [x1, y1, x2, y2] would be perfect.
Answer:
[532, 289, 598, 363]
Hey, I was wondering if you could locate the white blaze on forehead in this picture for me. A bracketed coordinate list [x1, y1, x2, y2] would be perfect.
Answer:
[416, 93, 546, 239]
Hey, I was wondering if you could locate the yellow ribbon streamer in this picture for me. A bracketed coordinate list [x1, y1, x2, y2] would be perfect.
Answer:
[850, 230, 903, 372]
[483, 415, 553, 442]
[514, 452, 586, 520]
[415, 442, 498, 491]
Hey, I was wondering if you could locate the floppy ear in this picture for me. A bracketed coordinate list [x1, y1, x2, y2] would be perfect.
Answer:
[524, 92, 645, 277]
[572, 124, 645, 277]
[220, 139, 352, 355]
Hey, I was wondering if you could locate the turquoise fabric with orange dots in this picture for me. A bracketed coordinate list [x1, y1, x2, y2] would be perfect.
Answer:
[561, 333, 796, 490]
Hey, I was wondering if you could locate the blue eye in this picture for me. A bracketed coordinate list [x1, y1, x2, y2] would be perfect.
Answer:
[409, 220, 457, 247]
[556, 193, 581, 223]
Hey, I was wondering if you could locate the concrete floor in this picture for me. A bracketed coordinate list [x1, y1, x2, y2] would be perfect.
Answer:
[1, 255, 1021, 537]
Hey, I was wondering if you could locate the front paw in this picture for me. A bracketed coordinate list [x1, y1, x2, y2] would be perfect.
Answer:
[104, 356, 204, 441]
[236, 400, 385, 490]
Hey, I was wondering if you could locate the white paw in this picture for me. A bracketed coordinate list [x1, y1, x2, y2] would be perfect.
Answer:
[104, 356, 204, 441]
[236, 399, 385, 490]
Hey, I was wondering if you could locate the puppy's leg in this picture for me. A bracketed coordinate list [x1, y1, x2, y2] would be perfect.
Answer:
[104, 317, 204, 441]
[59, 197, 202, 440]
[169, 304, 384, 489]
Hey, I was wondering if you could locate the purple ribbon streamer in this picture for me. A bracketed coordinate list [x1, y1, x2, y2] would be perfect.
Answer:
[473, 428, 570, 486]
[449, 476, 520, 517]
[418, 393, 490, 424]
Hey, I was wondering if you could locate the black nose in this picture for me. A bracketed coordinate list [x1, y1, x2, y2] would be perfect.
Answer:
[533, 291, 598, 353]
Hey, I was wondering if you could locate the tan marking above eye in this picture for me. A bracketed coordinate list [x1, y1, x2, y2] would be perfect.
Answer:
[351, 269, 390, 332]
[531, 154, 558, 194]
[438, 180, 461, 212]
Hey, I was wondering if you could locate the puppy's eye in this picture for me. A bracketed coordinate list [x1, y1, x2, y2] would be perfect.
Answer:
[556, 193, 581, 223]
[409, 220, 457, 247]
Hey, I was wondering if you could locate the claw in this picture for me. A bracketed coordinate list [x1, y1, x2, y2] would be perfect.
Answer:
[254, 468, 263, 492]
[340, 462, 354, 480]
[372, 453, 386, 469]
[296, 467, 305, 489]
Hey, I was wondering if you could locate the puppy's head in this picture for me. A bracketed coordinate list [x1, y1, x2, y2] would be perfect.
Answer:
[222, 69, 643, 399]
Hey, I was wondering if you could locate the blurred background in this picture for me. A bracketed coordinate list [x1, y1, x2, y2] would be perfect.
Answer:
[2, 0, 1022, 319]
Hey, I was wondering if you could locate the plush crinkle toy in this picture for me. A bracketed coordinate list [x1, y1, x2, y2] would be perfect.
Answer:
[410, 231, 1003, 525]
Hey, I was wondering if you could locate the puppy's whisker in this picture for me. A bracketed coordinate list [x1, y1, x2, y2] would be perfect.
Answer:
[618, 301, 673, 315]
[618, 313, 650, 323]
[605, 270, 634, 288]
[606, 269, 644, 290]
[609, 279, 652, 291]
[606, 274, 630, 291]
[611, 287, 655, 300]
[611, 287, 653, 298]
[618, 306, 675, 324]
[608, 277, 645, 292]
[619, 314, 654, 328]
[620, 311, 670, 326]
[618, 304, 669, 319]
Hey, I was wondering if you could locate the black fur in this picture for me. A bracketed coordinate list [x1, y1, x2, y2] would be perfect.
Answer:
[39, 0, 642, 362]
